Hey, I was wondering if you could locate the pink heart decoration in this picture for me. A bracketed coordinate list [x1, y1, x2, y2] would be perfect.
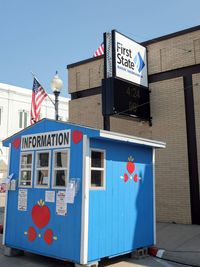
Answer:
[134, 174, 138, 183]
[12, 137, 21, 149]
[28, 226, 37, 242]
[44, 229, 53, 245]
[124, 173, 129, 183]
[72, 130, 83, 144]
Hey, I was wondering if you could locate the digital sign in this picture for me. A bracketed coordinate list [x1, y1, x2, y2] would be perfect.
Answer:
[102, 78, 150, 122]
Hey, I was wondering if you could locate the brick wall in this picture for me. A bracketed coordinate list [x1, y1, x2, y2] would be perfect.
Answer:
[193, 73, 200, 197]
[147, 30, 200, 74]
[150, 78, 191, 223]
[67, 28, 200, 224]
[68, 94, 103, 129]
[68, 57, 103, 93]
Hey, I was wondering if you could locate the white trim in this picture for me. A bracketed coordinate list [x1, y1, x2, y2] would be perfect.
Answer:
[34, 150, 51, 189]
[52, 148, 70, 189]
[100, 130, 166, 148]
[89, 148, 106, 190]
[3, 143, 11, 245]
[152, 148, 156, 245]
[18, 151, 34, 188]
[80, 135, 90, 264]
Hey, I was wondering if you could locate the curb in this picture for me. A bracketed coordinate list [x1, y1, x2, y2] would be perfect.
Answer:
[148, 246, 165, 258]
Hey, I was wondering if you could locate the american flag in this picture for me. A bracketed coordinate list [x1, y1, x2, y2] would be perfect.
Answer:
[93, 43, 104, 57]
[30, 78, 47, 124]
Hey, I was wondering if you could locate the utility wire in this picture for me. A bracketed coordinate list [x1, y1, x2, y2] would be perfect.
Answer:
[68, 82, 200, 123]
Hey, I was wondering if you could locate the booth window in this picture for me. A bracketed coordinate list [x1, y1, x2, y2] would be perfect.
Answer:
[19, 152, 33, 187]
[35, 151, 50, 187]
[53, 149, 69, 188]
[90, 150, 105, 189]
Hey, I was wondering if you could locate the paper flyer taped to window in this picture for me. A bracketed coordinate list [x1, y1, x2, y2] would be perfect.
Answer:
[18, 189, 28, 211]
[66, 183, 75, 204]
[45, 191, 55, 203]
[56, 191, 67, 216]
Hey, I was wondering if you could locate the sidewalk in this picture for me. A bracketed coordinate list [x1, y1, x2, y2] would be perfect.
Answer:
[156, 222, 200, 266]
[0, 193, 6, 208]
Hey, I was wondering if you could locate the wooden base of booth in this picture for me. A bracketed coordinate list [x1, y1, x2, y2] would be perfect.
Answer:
[131, 247, 149, 259]
[4, 246, 24, 257]
[75, 262, 99, 267]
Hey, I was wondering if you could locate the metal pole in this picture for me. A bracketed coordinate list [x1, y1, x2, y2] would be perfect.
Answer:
[103, 115, 110, 131]
[54, 91, 60, 120]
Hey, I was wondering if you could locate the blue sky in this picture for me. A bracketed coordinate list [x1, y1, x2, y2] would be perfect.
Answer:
[1, 0, 200, 97]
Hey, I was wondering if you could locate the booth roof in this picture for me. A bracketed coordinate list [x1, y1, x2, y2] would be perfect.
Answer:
[3, 118, 166, 149]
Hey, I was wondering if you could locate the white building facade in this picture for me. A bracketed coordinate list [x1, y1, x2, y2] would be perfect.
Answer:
[0, 83, 70, 182]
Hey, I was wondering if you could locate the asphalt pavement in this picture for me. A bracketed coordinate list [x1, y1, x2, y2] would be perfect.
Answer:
[0, 205, 199, 267]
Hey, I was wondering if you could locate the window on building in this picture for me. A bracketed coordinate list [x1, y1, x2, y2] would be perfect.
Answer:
[90, 150, 105, 189]
[19, 110, 28, 128]
[53, 149, 69, 188]
[19, 152, 33, 187]
[35, 151, 50, 188]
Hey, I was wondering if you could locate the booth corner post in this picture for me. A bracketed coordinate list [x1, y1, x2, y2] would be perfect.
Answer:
[50, 71, 63, 120]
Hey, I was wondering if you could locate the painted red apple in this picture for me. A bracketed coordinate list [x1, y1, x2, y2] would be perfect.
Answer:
[72, 130, 83, 144]
[31, 200, 50, 229]
[124, 173, 129, 183]
[134, 174, 138, 183]
[126, 161, 135, 174]
[44, 229, 53, 245]
[12, 137, 21, 149]
[28, 226, 37, 242]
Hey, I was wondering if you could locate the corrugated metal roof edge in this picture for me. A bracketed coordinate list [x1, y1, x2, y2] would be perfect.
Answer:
[99, 130, 166, 148]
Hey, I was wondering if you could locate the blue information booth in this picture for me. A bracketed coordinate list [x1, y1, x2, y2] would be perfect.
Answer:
[2, 119, 165, 266]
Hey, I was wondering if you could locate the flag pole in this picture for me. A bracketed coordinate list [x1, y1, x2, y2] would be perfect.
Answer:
[31, 72, 55, 106]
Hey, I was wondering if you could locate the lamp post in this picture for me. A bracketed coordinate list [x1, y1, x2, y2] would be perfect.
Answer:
[51, 71, 63, 120]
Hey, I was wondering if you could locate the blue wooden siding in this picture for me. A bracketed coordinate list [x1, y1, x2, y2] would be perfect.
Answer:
[4, 120, 90, 262]
[4, 119, 157, 264]
[88, 139, 153, 262]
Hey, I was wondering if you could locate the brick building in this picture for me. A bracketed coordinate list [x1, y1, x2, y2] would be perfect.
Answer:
[67, 26, 200, 224]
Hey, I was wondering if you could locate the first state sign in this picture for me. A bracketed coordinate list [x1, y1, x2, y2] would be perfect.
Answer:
[114, 31, 148, 88]
[21, 130, 71, 150]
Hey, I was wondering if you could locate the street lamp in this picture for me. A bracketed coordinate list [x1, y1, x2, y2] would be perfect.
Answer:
[51, 71, 63, 120]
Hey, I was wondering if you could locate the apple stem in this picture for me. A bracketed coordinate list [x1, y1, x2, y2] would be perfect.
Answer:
[37, 199, 45, 206]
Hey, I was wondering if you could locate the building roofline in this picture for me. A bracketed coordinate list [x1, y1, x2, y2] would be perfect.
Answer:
[66, 25, 200, 68]
[142, 25, 200, 46]
[0, 83, 70, 101]
[67, 55, 104, 69]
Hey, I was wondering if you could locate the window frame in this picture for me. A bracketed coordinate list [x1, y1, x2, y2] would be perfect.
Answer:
[19, 110, 23, 128]
[34, 150, 51, 189]
[90, 148, 106, 190]
[19, 151, 34, 188]
[19, 110, 28, 129]
[0, 107, 2, 126]
[52, 148, 70, 189]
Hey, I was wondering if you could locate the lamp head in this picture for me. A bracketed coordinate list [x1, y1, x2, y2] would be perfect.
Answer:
[51, 71, 63, 93]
